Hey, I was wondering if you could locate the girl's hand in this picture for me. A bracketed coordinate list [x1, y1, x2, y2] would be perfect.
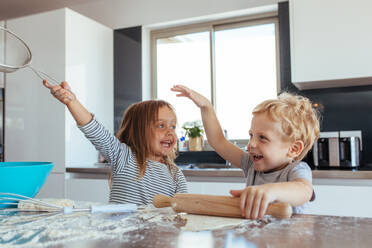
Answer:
[43, 80, 76, 105]
[171, 85, 212, 109]
[230, 184, 276, 219]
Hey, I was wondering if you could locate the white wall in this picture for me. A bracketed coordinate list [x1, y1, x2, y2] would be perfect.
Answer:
[65, 8, 113, 167]
[5, 9, 113, 197]
[0, 21, 4, 154]
[6, 9, 67, 198]
[0, 20, 4, 88]
[6, 9, 66, 171]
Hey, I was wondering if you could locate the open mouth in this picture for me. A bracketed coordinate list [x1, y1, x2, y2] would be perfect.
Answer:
[250, 153, 264, 162]
[160, 140, 173, 149]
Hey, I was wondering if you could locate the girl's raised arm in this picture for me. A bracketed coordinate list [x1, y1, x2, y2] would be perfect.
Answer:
[42, 80, 93, 126]
[171, 85, 244, 168]
[43, 80, 124, 165]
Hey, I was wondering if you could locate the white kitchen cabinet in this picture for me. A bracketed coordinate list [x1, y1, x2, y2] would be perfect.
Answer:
[308, 185, 372, 218]
[5, 9, 113, 197]
[188, 178, 372, 218]
[63, 176, 242, 203]
[37, 173, 66, 199]
[289, 0, 372, 89]
[66, 178, 110, 203]
[187, 182, 246, 195]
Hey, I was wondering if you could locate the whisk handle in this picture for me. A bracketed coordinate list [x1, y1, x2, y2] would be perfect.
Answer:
[63, 207, 74, 214]
[62, 203, 137, 214]
[90, 204, 137, 214]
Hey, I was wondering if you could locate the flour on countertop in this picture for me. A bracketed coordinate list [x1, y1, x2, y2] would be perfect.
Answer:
[139, 205, 278, 231]
[17, 198, 75, 211]
[0, 200, 140, 247]
[0, 199, 281, 247]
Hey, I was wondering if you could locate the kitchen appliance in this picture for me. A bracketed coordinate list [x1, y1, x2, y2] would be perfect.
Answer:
[339, 131, 362, 167]
[153, 193, 292, 219]
[0, 26, 59, 84]
[313, 130, 362, 167]
[313, 132, 340, 166]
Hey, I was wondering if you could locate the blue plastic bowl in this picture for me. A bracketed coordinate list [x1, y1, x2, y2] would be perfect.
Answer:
[0, 162, 54, 208]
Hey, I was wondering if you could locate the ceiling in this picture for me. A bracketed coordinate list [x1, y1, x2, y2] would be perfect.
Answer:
[0, 0, 98, 21]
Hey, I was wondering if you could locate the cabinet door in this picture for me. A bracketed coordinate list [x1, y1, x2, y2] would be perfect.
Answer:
[290, 0, 372, 89]
[187, 182, 246, 195]
[66, 178, 110, 203]
[37, 172, 66, 198]
[308, 185, 372, 218]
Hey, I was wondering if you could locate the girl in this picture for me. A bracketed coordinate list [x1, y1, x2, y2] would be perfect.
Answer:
[43, 80, 188, 205]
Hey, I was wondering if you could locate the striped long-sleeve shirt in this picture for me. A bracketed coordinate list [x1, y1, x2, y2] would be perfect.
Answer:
[78, 117, 188, 205]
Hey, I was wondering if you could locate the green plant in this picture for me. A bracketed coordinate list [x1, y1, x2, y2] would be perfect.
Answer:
[182, 121, 204, 138]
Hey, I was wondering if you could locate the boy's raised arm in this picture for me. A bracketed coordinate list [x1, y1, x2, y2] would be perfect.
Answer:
[171, 85, 243, 168]
[43, 80, 93, 126]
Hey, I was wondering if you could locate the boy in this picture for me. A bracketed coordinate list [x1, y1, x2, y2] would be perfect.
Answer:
[171, 85, 320, 219]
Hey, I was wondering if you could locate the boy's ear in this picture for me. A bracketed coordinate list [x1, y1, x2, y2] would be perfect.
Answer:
[288, 140, 304, 158]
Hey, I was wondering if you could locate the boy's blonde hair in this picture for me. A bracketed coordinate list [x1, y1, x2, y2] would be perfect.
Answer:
[252, 92, 320, 161]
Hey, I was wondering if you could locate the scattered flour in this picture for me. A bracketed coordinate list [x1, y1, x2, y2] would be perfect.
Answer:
[0, 200, 139, 248]
[18, 198, 75, 211]
[140, 205, 277, 232]
[180, 214, 246, 231]
[0, 199, 282, 247]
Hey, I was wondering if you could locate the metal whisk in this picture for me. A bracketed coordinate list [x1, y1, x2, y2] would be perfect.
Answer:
[0, 192, 137, 214]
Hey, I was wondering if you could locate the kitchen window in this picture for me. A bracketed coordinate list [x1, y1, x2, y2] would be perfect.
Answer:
[151, 14, 279, 140]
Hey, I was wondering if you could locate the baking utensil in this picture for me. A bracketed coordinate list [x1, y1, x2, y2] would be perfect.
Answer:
[153, 193, 292, 219]
[0, 162, 54, 208]
[0, 193, 137, 214]
[0, 26, 59, 84]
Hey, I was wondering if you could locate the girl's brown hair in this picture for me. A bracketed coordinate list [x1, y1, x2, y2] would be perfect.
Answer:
[116, 100, 178, 179]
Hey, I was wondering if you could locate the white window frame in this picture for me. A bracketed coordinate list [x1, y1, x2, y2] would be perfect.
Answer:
[150, 12, 281, 143]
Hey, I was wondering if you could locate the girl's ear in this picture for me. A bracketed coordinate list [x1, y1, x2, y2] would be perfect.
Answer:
[288, 140, 304, 159]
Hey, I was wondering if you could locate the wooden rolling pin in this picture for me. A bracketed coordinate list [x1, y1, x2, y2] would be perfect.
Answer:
[153, 193, 292, 219]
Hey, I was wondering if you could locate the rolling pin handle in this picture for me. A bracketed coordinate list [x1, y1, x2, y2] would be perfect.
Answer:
[153, 194, 172, 208]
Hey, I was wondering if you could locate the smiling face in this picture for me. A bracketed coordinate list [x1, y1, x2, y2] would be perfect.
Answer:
[149, 106, 177, 162]
[247, 113, 295, 172]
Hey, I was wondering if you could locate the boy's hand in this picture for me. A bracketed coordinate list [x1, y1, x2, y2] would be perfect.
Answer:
[171, 85, 212, 109]
[230, 185, 276, 219]
[43, 80, 76, 105]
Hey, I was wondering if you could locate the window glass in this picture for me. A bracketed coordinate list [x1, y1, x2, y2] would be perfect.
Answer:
[215, 23, 277, 139]
[154, 20, 278, 140]
[156, 32, 211, 133]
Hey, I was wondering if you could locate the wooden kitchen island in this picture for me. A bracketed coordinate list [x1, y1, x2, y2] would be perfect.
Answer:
[1, 204, 372, 248]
